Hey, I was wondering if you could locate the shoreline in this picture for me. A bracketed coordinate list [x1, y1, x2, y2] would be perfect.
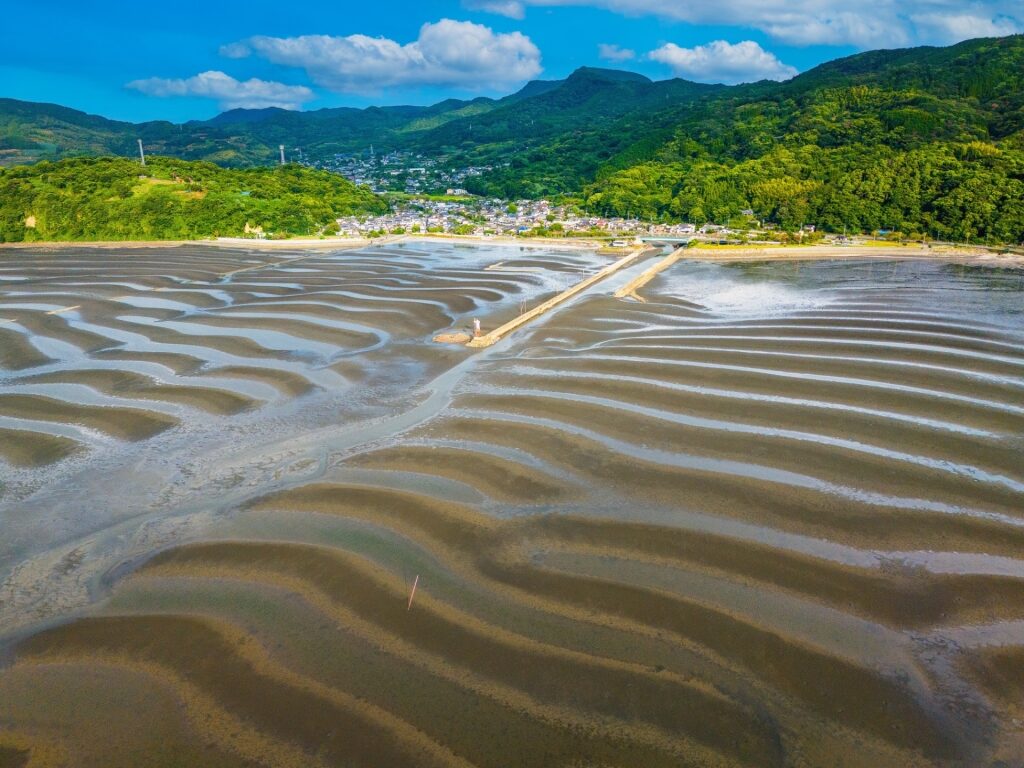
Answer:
[1, 235, 1021, 266]
[686, 243, 1024, 267]
[0, 236, 382, 252]
[0, 233, 605, 253]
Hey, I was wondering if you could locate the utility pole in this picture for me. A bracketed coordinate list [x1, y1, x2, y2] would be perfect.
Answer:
[279, 145, 286, 165]
[137, 139, 146, 167]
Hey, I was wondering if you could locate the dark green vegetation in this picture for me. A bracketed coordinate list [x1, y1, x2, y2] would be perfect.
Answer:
[0, 157, 384, 242]
[574, 38, 1024, 242]
[2, 35, 1023, 242]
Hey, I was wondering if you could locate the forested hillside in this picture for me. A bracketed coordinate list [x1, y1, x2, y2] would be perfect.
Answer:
[0, 157, 385, 242]
[571, 37, 1024, 243]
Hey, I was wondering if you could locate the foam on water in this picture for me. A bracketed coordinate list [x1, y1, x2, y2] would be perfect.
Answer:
[663, 258, 1024, 328]
[661, 266, 837, 318]
[696, 281, 835, 317]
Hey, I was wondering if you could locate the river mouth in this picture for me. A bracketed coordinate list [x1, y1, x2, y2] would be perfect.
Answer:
[1, 245, 1022, 767]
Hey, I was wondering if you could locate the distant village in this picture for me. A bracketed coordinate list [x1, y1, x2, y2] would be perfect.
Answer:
[310, 149, 489, 196]
[332, 195, 829, 246]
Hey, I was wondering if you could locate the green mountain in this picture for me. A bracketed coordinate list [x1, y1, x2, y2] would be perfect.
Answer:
[2, 35, 1023, 242]
[574, 36, 1024, 242]
[0, 98, 140, 163]
[428, 68, 725, 197]
[0, 156, 385, 242]
[0, 83, 555, 168]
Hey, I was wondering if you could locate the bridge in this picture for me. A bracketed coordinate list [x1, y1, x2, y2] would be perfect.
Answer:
[638, 236, 696, 249]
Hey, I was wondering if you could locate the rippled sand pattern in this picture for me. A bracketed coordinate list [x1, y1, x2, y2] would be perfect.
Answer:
[1, 252, 1023, 767]
[0, 243, 585, 478]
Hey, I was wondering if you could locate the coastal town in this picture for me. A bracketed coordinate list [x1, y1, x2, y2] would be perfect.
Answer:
[335, 196, 703, 240]
[313, 150, 827, 243]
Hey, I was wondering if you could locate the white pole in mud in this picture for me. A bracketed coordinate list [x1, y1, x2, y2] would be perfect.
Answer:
[472, 318, 482, 338]
[407, 574, 420, 611]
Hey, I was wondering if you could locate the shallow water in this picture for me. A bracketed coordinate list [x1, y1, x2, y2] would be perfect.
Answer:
[0, 246, 1022, 767]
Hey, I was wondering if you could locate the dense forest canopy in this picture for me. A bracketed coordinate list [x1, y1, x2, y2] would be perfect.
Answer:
[1, 35, 1023, 242]
[0, 157, 385, 242]
[579, 120, 1024, 243]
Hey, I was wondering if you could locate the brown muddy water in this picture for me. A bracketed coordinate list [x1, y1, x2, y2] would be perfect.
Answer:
[0, 243, 1022, 767]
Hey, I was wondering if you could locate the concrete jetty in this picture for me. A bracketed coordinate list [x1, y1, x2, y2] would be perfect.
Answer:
[467, 247, 650, 348]
[613, 246, 687, 302]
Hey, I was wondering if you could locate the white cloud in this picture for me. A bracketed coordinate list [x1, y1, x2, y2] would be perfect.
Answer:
[598, 43, 637, 61]
[909, 12, 1022, 43]
[649, 40, 798, 83]
[462, 0, 526, 18]
[759, 11, 911, 47]
[127, 71, 314, 110]
[512, 0, 1021, 48]
[231, 19, 542, 94]
[218, 42, 252, 59]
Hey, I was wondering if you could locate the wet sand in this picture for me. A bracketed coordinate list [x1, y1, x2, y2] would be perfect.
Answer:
[0, 245, 1022, 767]
[0, 428, 80, 468]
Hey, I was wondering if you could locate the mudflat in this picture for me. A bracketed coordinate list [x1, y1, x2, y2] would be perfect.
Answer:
[1, 243, 1022, 767]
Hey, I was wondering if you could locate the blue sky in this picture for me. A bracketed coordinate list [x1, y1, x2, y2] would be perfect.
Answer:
[1, 0, 1019, 122]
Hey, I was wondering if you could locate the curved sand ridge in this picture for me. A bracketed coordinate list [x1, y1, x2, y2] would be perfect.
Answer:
[1, 254, 1023, 767]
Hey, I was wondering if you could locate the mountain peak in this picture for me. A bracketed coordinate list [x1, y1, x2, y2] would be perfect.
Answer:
[507, 78, 563, 102]
[565, 67, 652, 85]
